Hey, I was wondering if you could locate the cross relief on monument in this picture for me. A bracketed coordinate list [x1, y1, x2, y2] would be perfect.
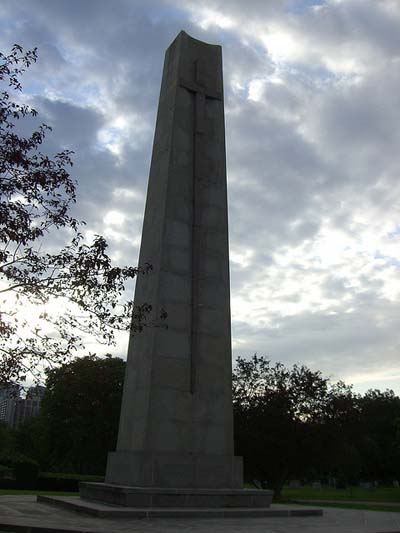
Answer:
[179, 59, 223, 186]
[179, 59, 223, 135]
[179, 58, 223, 393]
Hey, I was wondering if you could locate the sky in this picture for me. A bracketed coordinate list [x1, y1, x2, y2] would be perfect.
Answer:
[1, 0, 399, 394]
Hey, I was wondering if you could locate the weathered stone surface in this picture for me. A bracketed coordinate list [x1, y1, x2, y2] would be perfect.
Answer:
[35, 495, 324, 520]
[102, 31, 239, 491]
[104, 451, 242, 489]
[79, 484, 273, 509]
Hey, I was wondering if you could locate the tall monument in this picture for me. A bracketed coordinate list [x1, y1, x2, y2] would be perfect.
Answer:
[80, 31, 273, 510]
[108, 29, 239, 489]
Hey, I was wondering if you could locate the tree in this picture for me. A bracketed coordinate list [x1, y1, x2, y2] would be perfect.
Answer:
[12, 415, 47, 468]
[0, 421, 13, 454]
[37, 355, 126, 474]
[232, 355, 358, 499]
[356, 389, 400, 481]
[0, 45, 161, 384]
[319, 380, 361, 486]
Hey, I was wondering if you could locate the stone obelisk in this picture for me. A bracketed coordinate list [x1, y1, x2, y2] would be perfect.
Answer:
[107, 30, 240, 489]
[80, 31, 273, 509]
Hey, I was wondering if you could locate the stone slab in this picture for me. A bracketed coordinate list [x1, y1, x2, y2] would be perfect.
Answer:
[3, 495, 400, 533]
[79, 483, 273, 508]
[37, 495, 321, 519]
[104, 451, 243, 488]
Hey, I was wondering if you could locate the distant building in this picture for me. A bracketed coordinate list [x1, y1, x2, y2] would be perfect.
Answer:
[0, 383, 21, 426]
[0, 384, 45, 427]
[0, 383, 21, 403]
[12, 398, 40, 427]
[26, 385, 46, 401]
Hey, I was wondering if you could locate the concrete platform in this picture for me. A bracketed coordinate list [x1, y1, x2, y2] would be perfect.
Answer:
[79, 482, 274, 508]
[37, 494, 321, 518]
[1, 495, 400, 533]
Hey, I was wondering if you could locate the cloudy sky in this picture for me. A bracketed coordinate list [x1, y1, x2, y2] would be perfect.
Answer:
[2, 0, 400, 393]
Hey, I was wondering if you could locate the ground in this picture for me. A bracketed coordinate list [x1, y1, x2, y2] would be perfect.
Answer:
[1, 495, 400, 533]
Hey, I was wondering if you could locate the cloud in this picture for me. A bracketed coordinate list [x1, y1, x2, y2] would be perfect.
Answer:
[2, 0, 400, 393]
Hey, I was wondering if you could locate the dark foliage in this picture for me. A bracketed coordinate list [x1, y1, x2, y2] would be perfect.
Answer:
[0, 421, 13, 453]
[4, 354, 400, 488]
[35, 355, 126, 474]
[35, 472, 104, 492]
[233, 355, 400, 498]
[0, 451, 39, 488]
[0, 45, 162, 383]
[233, 355, 335, 499]
[357, 390, 400, 481]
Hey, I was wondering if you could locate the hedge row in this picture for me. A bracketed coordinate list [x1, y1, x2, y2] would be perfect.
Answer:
[0, 453, 39, 489]
[0, 455, 104, 491]
[37, 472, 104, 491]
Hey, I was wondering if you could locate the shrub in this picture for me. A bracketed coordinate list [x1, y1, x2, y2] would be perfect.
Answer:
[37, 472, 104, 492]
[0, 453, 39, 488]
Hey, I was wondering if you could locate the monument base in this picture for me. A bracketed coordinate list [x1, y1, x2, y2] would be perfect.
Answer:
[37, 494, 324, 519]
[79, 482, 274, 508]
[105, 450, 243, 489]
[78, 451, 275, 513]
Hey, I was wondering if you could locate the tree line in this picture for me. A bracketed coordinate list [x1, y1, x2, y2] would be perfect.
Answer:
[1, 354, 399, 499]
[233, 355, 400, 498]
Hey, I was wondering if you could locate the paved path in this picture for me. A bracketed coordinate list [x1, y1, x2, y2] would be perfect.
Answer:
[1, 495, 400, 533]
[295, 499, 400, 507]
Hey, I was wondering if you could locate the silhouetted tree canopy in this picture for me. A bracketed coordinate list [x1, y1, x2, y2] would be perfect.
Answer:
[233, 355, 400, 499]
[234, 355, 329, 498]
[3, 354, 399, 484]
[0, 45, 159, 384]
[37, 355, 125, 473]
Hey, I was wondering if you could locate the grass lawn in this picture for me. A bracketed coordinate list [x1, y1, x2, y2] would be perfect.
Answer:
[282, 485, 400, 502]
[0, 489, 78, 496]
[287, 501, 400, 513]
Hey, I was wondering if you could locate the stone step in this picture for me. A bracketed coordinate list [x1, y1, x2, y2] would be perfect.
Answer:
[79, 482, 274, 508]
[37, 495, 323, 519]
